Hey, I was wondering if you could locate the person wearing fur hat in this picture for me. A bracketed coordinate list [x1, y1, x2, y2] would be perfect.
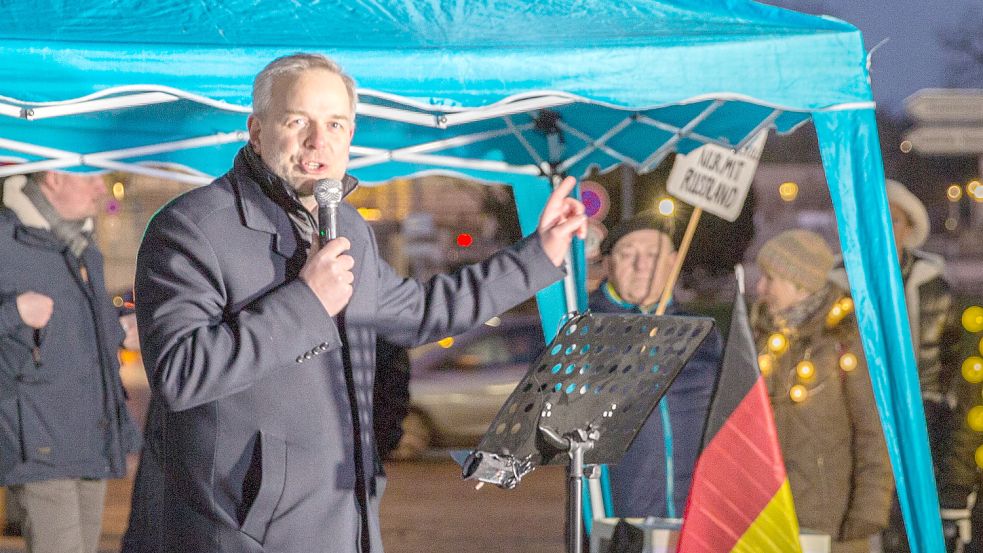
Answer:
[0, 171, 140, 553]
[589, 211, 723, 519]
[830, 180, 969, 552]
[752, 230, 893, 553]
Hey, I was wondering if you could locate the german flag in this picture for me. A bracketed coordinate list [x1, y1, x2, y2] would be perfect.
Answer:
[677, 292, 802, 552]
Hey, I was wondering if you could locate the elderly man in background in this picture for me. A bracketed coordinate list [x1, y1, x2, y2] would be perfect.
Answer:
[0, 171, 139, 553]
[589, 211, 722, 519]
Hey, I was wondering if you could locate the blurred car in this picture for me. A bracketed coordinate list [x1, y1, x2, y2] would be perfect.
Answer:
[391, 314, 546, 459]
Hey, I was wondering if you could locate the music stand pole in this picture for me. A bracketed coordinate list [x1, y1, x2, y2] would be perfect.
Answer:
[541, 426, 599, 553]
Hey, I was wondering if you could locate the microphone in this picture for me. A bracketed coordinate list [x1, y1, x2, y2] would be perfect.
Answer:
[313, 179, 344, 247]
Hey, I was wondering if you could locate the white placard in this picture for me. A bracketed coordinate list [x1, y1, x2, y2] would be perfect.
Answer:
[666, 131, 767, 222]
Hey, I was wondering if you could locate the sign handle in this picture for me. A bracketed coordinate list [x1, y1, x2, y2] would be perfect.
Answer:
[655, 206, 702, 316]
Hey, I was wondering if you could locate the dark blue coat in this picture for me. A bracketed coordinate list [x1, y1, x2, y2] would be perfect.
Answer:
[133, 148, 563, 553]
[0, 201, 137, 486]
[589, 284, 721, 518]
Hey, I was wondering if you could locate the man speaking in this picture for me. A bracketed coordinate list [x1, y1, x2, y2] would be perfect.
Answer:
[133, 53, 586, 553]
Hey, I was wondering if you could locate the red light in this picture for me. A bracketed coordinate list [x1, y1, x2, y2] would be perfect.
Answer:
[456, 233, 473, 247]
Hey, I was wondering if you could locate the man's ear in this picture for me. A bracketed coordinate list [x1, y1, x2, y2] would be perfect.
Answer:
[247, 114, 261, 153]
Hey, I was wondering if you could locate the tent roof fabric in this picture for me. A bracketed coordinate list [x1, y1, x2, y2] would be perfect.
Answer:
[0, 0, 871, 182]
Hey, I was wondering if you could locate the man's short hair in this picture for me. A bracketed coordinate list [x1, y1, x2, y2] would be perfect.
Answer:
[600, 211, 679, 255]
[252, 53, 358, 117]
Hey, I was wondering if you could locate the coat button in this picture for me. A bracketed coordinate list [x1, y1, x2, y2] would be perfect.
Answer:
[296, 356, 304, 363]
[304, 352, 313, 360]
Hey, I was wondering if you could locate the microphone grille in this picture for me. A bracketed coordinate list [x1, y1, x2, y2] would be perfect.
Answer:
[313, 179, 344, 206]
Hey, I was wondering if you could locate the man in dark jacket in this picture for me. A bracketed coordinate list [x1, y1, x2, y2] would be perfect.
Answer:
[132, 53, 586, 553]
[589, 212, 722, 518]
[0, 171, 139, 553]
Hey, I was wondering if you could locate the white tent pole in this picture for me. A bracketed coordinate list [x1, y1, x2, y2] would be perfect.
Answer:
[84, 159, 214, 186]
[734, 110, 780, 150]
[0, 158, 83, 177]
[23, 92, 179, 120]
[441, 96, 576, 127]
[86, 132, 248, 161]
[639, 100, 724, 172]
[0, 137, 79, 160]
[0, 102, 21, 118]
[635, 114, 734, 150]
[555, 117, 635, 173]
[386, 152, 541, 175]
[504, 116, 546, 167]
[357, 104, 443, 127]
[348, 125, 535, 169]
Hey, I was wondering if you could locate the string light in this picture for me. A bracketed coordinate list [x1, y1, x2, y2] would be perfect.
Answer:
[963, 306, 983, 333]
[758, 354, 774, 376]
[779, 182, 799, 202]
[789, 385, 808, 403]
[767, 333, 789, 355]
[437, 337, 454, 348]
[826, 297, 854, 328]
[657, 197, 675, 216]
[967, 406, 983, 432]
[839, 353, 858, 372]
[796, 360, 816, 382]
[963, 356, 983, 384]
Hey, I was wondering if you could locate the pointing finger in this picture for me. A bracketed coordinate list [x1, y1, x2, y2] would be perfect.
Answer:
[543, 176, 578, 217]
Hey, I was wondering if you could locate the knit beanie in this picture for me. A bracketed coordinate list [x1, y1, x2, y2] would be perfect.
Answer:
[600, 210, 679, 255]
[885, 179, 930, 249]
[756, 229, 834, 294]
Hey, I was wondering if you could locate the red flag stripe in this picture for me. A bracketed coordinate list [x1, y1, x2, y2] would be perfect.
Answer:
[678, 377, 786, 551]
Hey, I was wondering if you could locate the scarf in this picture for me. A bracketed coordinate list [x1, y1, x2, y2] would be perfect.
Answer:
[22, 177, 90, 257]
[241, 145, 318, 249]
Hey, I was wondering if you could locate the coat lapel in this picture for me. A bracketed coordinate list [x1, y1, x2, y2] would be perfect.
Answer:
[230, 171, 298, 260]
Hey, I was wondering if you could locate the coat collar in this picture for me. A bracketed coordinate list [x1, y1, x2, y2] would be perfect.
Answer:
[2, 174, 94, 233]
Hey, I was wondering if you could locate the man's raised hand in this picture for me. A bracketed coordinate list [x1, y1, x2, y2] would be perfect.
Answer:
[537, 176, 588, 267]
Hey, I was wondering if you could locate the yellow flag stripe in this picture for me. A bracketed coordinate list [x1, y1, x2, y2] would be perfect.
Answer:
[731, 480, 802, 553]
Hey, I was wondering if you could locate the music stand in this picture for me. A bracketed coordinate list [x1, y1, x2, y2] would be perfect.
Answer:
[460, 311, 714, 553]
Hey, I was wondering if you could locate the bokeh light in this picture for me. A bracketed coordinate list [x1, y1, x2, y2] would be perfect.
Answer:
[456, 233, 473, 247]
[839, 353, 858, 372]
[796, 360, 816, 382]
[779, 181, 799, 202]
[947, 184, 963, 202]
[437, 337, 454, 348]
[967, 406, 983, 432]
[657, 197, 675, 216]
[963, 306, 983, 333]
[963, 356, 983, 384]
[790, 385, 808, 403]
[767, 333, 789, 355]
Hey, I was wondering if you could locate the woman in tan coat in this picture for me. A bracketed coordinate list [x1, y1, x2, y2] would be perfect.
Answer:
[751, 230, 894, 553]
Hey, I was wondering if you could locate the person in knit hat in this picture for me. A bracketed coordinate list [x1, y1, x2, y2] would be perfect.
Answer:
[752, 230, 893, 553]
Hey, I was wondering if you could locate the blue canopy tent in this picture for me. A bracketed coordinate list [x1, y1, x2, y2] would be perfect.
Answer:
[0, 0, 943, 549]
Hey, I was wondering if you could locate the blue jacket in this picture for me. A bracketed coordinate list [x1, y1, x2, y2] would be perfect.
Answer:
[0, 177, 138, 486]
[589, 283, 722, 518]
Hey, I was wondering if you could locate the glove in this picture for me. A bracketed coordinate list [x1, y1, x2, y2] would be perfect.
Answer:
[940, 508, 971, 553]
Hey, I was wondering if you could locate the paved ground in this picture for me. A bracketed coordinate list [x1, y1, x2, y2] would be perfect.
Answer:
[0, 361, 567, 553]
[0, 457, 566, 553]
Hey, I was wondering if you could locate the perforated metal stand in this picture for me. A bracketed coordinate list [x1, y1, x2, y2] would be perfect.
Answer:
[460, 311, 715, 553]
